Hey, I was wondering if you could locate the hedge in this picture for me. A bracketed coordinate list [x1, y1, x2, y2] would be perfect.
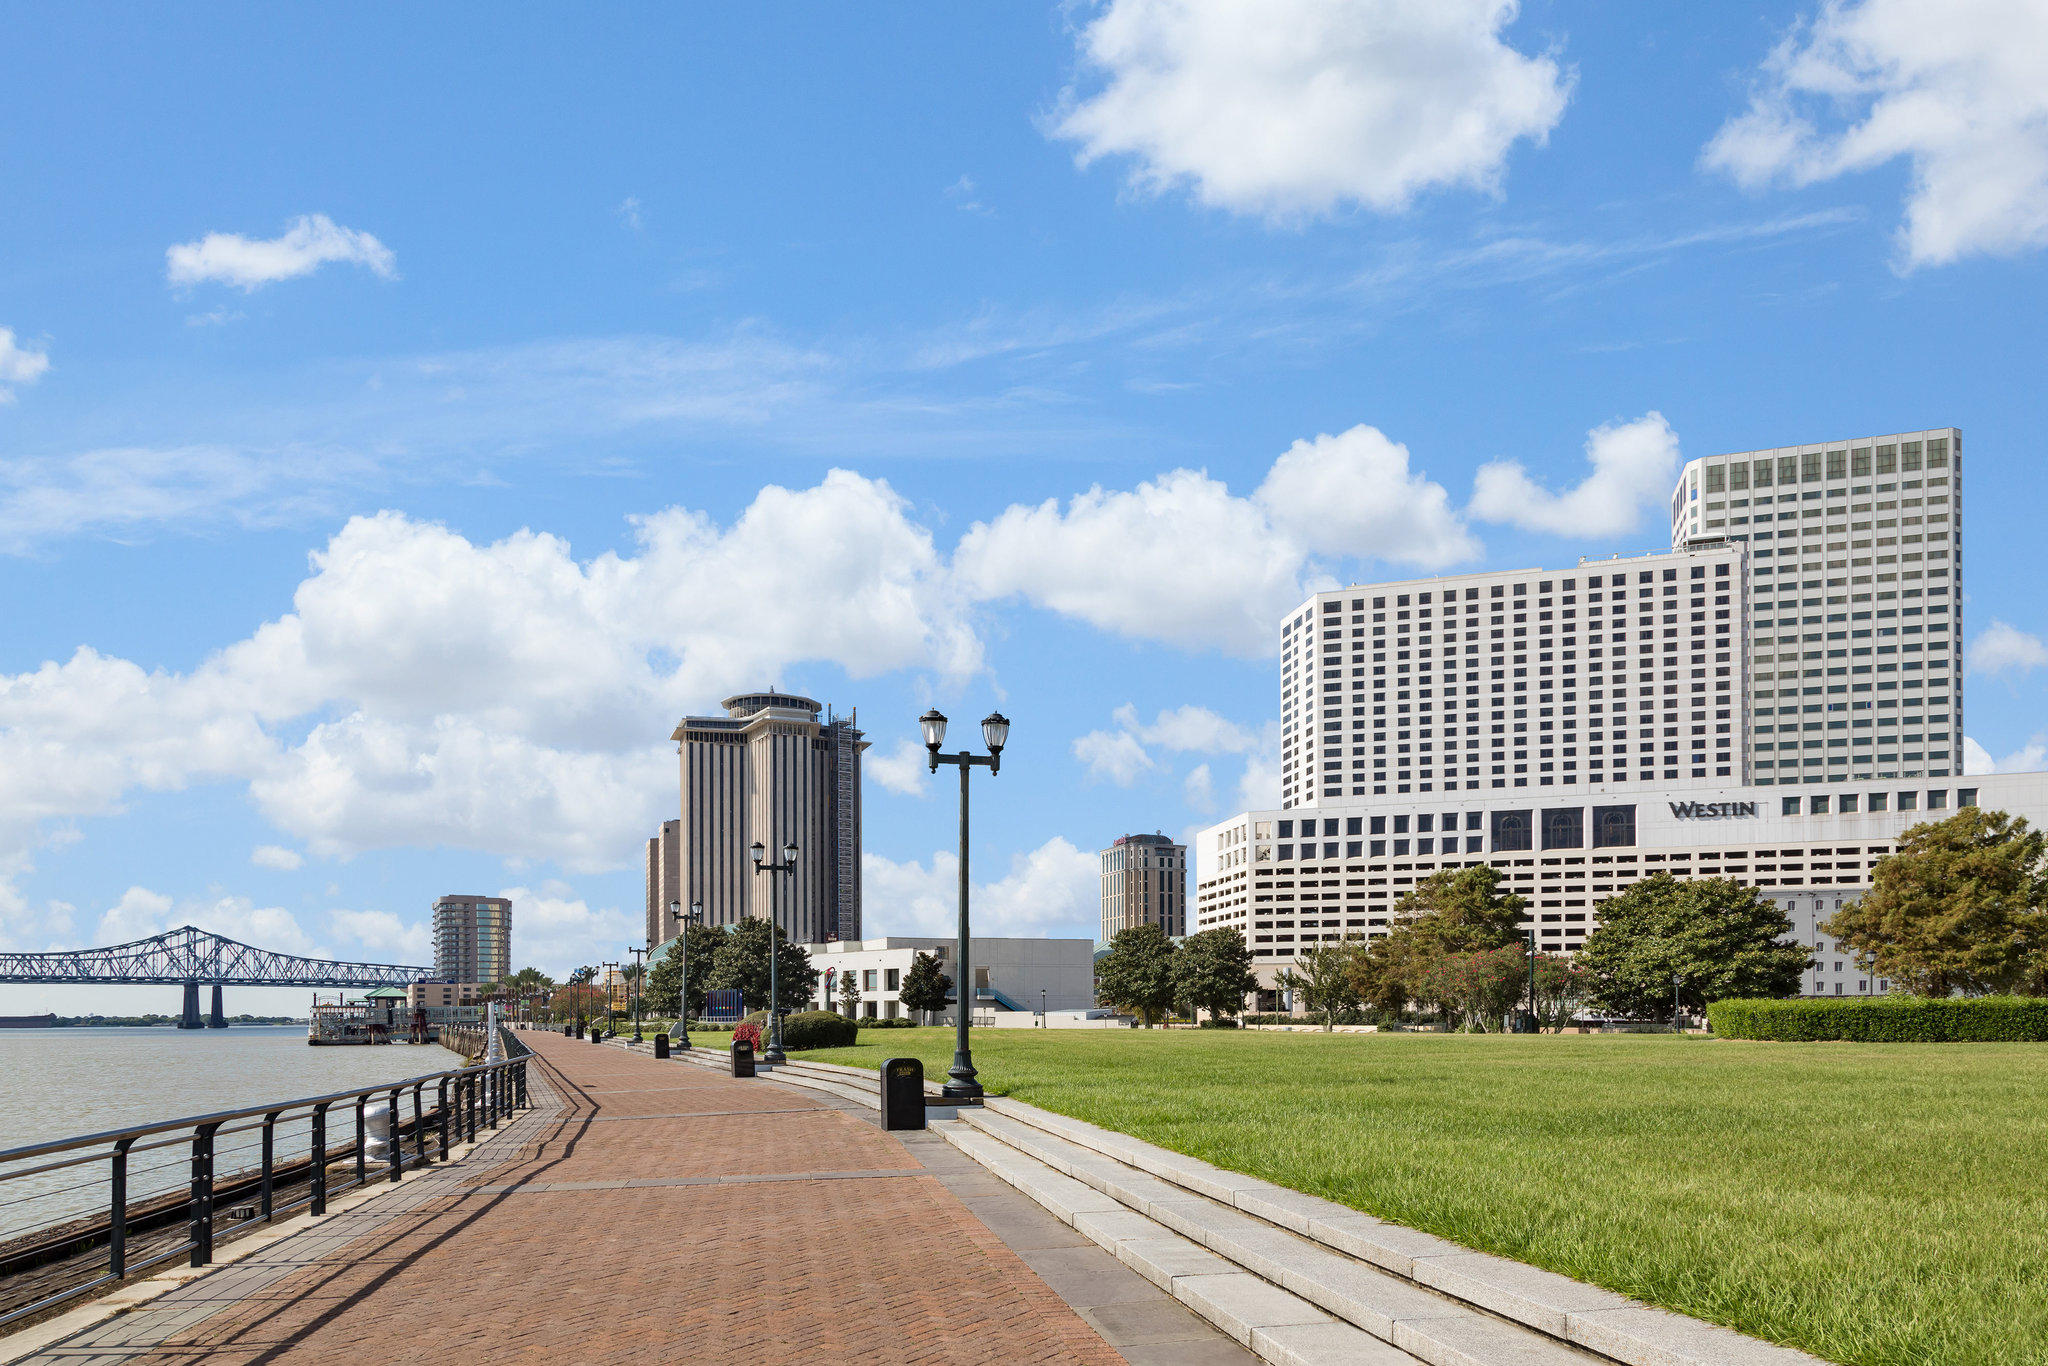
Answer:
[1708, 995, 2048, 1042]
[778, 1010, 859, 1049]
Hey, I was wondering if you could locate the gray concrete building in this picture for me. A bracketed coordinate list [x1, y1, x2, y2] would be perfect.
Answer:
[644, 819, 680, 948]
[1099, 833, 1187, 942]
[670, 691, 866, 945]
[431, 894, 511, 985]
[1670, 428, 1961, 784]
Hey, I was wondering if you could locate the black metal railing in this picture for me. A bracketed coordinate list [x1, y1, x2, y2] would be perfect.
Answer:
[0, 1048, 529, 1330]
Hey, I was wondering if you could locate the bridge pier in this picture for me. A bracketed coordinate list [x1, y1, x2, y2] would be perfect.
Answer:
[178, 980, 204, 1029]
[208, 983, 227, 1028]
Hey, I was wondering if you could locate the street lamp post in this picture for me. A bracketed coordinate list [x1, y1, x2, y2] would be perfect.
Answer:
[750, 840, 799, 1065]
[1525, 929, 1538, 1033]
[920, 707, 1010, 1100]
[1672, 973, 1683, 1031]
[604, 961, 620, 1036]
[628, 946, 647, 1043]
[670, 899, 702, 1048]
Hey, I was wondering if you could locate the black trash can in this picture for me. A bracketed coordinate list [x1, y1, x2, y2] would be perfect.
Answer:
[730, 1039, 756, 1078]
[879, 1057, 925, 1131]
[653, 1032, 670, 1059]
[563, 1024, 573, 1037]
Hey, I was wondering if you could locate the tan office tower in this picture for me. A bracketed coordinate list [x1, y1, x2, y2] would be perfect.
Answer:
[670, 692, 867, 944]
[1099, 833, 1187, 942]
[1671, 429, 1960, 783]
[432, 895, 512, 984]
[644, 819, 680, 947]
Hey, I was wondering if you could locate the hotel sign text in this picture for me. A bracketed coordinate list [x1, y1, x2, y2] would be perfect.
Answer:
[1668, 801, 1759, 819]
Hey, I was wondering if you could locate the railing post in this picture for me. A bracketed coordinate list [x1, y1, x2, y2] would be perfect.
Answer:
[260, 1110, 279, 1221]
[437, 1078, 451, 1159]
[189, 1122, 219, 1267]
[464, 1072, 476, 1144]
[412, 1082, 430, 1168]
[354, 1096, 368, 1189]
[387, 1088, 404, 1184]
[109, 1136, 133, 1279]
[311, 1102, 329, 1216]
[517, 1058, 528, 1109]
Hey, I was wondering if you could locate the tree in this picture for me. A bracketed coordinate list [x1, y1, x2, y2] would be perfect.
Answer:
[645, 923, 724, 1019]
[1578, 874, 1809, 1020]
[1276, 942, 1363, 1031]
[705, 917, 820, 1013]
[1348, 866, 1528, 1019]
[838, 968, 862, 1018]
[1532, 953, 1593, 1031]
[898, 951, 951, 1024]
[1096, 924, 1179, 1026]
[1823, 808, 2048, 997]
[1172, 927, 1259, 1022]
[1411, 946, 1527, 1032]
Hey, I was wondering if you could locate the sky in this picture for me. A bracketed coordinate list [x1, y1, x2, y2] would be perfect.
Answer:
[3, 0, 2047, 1015]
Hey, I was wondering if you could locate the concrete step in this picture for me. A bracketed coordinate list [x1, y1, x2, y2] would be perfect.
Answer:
[959, 1101, 1828, 1366]
[934, 1120, 1420, 1366]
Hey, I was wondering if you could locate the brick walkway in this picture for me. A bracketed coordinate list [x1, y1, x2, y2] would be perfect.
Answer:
[10, 1032, 1142, 1366]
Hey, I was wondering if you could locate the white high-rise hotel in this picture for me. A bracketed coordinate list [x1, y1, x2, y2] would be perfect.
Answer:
[1204, 427, 2032, 1003]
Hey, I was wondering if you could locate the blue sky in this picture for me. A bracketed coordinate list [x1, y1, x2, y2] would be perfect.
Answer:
[3, 1, 2046, 1014]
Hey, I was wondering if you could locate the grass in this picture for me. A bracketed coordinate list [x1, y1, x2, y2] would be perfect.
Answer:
[779, 1027, 2048, 1366]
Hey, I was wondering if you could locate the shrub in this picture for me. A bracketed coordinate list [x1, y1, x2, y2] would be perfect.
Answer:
[779, 1010, 859, 1050]
[855, 1017, 917, 1029]
[1709, 995, 2048, 1042]
[1197, 1018, 1240, 1029]
[732, 1021, 762, 1050]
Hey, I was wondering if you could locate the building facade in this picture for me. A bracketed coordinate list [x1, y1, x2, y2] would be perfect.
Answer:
[1099, 833, 1188, 942]
[1279, 542, 1749, 809]
[1669, 429, 1961, 784]
[669, 691, 867, 946]
[644, 819, 681, 949]
[802, 937, 1097, 1020]
[431, 895, 511, 985]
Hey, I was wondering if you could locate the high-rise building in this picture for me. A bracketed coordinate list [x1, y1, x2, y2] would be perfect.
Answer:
[644, 819, 681, 948]
[432, 895, 512, 984]
[1670, 429, 1961, 783]
[1099, 834, 1187, 942]
[669, 691, 867, 945]
[1279, 542, 1748, 809]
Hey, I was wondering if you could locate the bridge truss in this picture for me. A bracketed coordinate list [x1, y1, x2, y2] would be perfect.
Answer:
[0, 925, 433, 988]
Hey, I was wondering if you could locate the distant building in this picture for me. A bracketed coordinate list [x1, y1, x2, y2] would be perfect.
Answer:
[1099, 833, 1187, 942]
[805, 937, 1096, 1021]
[432, 895, 511, 985]
[644, 819, 681, 948]
[408, 980, 479, 1011]
[669, 691, 867, 945]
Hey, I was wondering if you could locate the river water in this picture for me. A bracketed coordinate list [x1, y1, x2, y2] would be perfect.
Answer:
[0, 1027, 466, 1239]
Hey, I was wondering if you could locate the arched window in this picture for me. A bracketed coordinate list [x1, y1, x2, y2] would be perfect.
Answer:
[1593, 805, 1636, 849]
[1490, 810, 1532, 852]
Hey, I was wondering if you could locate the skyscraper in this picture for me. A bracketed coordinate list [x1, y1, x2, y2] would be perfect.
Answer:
[1099, 833, 1187, 943]
[644, 819, 680, 948]
[432, 895, 512, 984]
[670, 691, 866, 945]
[1670, 429, 1961, 783]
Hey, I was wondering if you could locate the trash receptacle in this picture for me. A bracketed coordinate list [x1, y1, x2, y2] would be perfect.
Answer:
[730, 1039, 755, 1078]
[879, 1057, 925, 1131]
[562, 1024, 572, 1037]
[653, 1032, 670, 1059]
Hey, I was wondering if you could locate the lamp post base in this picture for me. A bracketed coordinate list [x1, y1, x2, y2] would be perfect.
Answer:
[942, 1054, 982, 1100]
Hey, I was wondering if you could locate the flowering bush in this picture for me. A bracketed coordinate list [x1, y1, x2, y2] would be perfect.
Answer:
[732, 1021, 762, 1050]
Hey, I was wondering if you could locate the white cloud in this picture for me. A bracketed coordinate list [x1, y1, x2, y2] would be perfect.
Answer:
[1468, 412, 1680, 537]
[864, 836, 1099, 940]
[497, 882, 643, 977]
[945, 176, 993, 215]
[1054, 0, 1572, 219]
[1704, 0, 2048, 268]
[327, 909, 431, 961]
[1966, 620, 2048, 677]
[867, 738, 932, 797]
[166, 214, 397, 291]
[955, 424, 1475, 655]
[1235, 746, 1282, 812]
[0, 327, 50, 402]
[1183, 762, 1217, 810]
[617, 196, 644, 231]
[1116, 702, 1259, 754]
[1073, 727, 1156, 786]
[94, 888, 322, 958]
[1964, 734, 2047, 775]
[1255, 425, 1478, 566]
[250, 844, 303, 871]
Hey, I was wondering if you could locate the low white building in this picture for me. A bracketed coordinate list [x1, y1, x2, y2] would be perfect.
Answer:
[803, 937, 1096, 1021]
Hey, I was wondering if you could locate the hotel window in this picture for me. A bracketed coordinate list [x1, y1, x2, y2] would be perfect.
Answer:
[1959, 788, 1978, 808]
[1782, 796, 1800, 816]
[1542, 808, 1584, 849]
[1868, 792, 1888, 812]
[885, 968, 900, 991]
[1927, 790, 1948, 810]
[1809, 795, 1829, 814]
[1592, 805, 1636, 848]
[1492, 809, 1532, 852]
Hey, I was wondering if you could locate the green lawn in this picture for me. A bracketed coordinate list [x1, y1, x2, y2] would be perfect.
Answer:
[784, 1027, 2048, 1366]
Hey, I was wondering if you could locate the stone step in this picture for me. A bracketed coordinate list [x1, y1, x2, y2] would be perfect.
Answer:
[962, 1101, 1829, 1366]
[934, 1121, 1420, 1366]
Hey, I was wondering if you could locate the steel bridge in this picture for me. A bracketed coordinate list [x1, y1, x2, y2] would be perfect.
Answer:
[0, 926, 434, 1029]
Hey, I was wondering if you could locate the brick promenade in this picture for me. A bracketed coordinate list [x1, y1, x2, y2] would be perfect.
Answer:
[9, 1030, 1221, 1366]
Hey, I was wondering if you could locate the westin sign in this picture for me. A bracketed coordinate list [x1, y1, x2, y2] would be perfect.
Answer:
[1668, 801, 1759, 819]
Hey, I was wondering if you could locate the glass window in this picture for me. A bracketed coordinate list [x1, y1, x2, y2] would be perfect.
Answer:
[1592, 805, 1636, 848]
[1810, 795, 1830, 814]
[1838, 794, 1858, 813]
[1542, 807, 1584, 849]
[1782, 796, 1800, 816]
[1898, 791, 1918, 811]
[1927, 790, 1948, 810]
[1868, 792, 1888, 812]
[1959, 788, 1978, 808]
[1491, 809, 1532, 851]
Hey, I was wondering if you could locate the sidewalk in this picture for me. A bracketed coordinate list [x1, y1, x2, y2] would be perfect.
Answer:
[6, 1031, 1241, 1365]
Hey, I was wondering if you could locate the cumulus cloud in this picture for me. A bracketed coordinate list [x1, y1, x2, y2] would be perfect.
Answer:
[1704, 0, 2048, 267]
[956, 423, 1476, 655]
[166, 214, 397, 291]
[1073, 727, 1156, 786]
[866, 738, 933, 797]
[326, 909, 431, 960]
[94, 887, 323, 957]
[864, 836, 1099, 940]
[1054, 0, 1572, 219]
[1074, 702, 1264, 786]
[1468, 412, 1680, 537]
[250, 844, 303, 871]
[1966, 620, 2048, 677]
[1183, 762, 1217, 810]
[498, 882, 645, 977]
[0, 327, 51, 402]
[1964, 734, 2047, 775]
[1235, 746, 1282, 812]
